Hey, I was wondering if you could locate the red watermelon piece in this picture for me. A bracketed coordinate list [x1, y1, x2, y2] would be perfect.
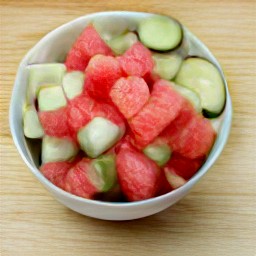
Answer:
[65, 158, 99, 199]
[116, 146, 160, 201]
[110, 76, 150, 119]
[39, 107, 71, 138]
[129, 80, 184, 148]
[65, 25, 113, 71]
[85, 55, 122, 100]
[40, 161, 73, 190]
[93, 101, 126, 132]
[118, 42, 154, 77]
[156, 170, 173, 196]
[164, 153, 205, 181]
[67, 94, 95, 134]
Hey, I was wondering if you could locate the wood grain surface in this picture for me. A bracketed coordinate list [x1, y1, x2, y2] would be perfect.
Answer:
[1, 1, 256, 255]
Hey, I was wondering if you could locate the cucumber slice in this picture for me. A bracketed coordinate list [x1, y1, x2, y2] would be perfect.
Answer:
[23, 105, 44, 138]
[63, 71, 84, 99]
[170, 83, 202, 113]
[38, 85, 67, 111]
[77, 117, 121, 158]
[107, 32, 138, 55]
[138, 15, 182, 51]
[89, 154, 117, 192]
[42, 136, 78, 164]
[175, 58, 225, 116]
[26, 63, 66, 104]
[164, 168, 186, 189]
[152, 53, 183, 80]
[143, 143, 171, 167]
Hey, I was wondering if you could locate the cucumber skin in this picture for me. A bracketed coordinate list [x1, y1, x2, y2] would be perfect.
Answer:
[202, 108, 225, 119]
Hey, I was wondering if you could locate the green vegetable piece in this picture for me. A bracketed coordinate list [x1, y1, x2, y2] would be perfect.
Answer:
[77, 117, 121, 158]
[23, 105, 44, 138]
[175, 57, 225, 116]
[138, 15, 182, 51]
[152, 52, 183, 80]
[26, 63, 66, 104]
[42, 136, 78, 164]
[143, 143, 171, 167]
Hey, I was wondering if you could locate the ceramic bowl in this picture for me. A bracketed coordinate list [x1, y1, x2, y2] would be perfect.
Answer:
[9, 11, 232, 220]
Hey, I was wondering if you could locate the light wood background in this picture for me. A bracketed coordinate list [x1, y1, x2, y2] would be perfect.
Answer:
[1, 1, 255, 255]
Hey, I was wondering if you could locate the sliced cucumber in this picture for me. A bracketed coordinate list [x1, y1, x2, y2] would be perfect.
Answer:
[26, 63, 66, 104]
[63, 71, 84, 99]
[107, 32, 138, 55]
[175, 58, 225, 117]
[42, 136, 78, 164]
[152, 52, 183, 80]
[138, 15, 182, 51]
[170, 83, 202, 113]
[38, 85, 67, 112]
[77, 117, 121, 158]
[23, 105, 44, 138]
[143, 143, 171, 167]
[89, 154, 117, 192]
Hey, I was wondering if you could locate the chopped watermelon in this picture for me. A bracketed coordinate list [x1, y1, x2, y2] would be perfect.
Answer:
[118, 42, 154, 77]
[65, 158, 99, 199]
[40, 161, 73, 190]
[67, 94, 95, 134]
[129, 79, 184, 148]
[65, 25, 113, 72]
[164, 153, 205, 181]
[116, 145, 160, 201]
[156, 169, 173, 196]
[38, 107, 71, 138]
[110, 76, 150, 119]
[85, 55, 123, 100]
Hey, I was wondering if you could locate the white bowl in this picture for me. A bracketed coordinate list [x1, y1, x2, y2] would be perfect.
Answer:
[9, 11, 232, 221]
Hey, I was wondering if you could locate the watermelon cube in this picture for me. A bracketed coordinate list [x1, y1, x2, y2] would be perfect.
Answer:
[116, 145, 160, 201]
[118, 42, 154, 77]
[129, 79, 184, 148]
[85, 55, 122, 100]
[65, 25, 113, 72]
[110, 76, 150, 119]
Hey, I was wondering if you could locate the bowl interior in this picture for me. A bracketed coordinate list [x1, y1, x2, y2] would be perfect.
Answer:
[10, 11, 232, 207]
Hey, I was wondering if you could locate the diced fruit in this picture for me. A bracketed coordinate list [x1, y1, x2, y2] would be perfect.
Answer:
[138, 15, 182, 51]
[85, 55, 122, 100]
[110, 76, 150, 119]
[143, 141, 171, 167]
[23, 105, 44, 138]
[129, 79, 184, 148]
[65, 25, 113, 72]
[26, 63, 66, 104]
[39, 107, 70, 137]
[77, 117, 122, 158]
[92, 102, 126, 132]
[67, 94, 95, 134]
[63, 71, 84, 99]
[116, 146, 160, 201]
[164, 108, 216, 158]
[164, 168, 186, 189]
[170, 83, 202, 113]
[152, 52, 183, 80]
[41, 136, 78, 164]
[156, 170, 173, 196]
[118, 42, 154, 77]
[38, 85, 67, 111]
[164, 153, 204, 181]
[107, 32, 138, 55]
[40, 161, 73, 189]
[90, 154, 117, 192]
[65, 158, 99, 199]
[175, 57, 225, 117]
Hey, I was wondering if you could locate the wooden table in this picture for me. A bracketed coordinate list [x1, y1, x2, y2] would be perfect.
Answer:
[1, 1, 255, 255]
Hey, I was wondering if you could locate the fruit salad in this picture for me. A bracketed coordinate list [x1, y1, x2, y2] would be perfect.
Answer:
[23, 15, 225, 202]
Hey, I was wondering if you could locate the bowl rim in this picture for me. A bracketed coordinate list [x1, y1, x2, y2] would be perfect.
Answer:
[9, 11, 233, 208]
